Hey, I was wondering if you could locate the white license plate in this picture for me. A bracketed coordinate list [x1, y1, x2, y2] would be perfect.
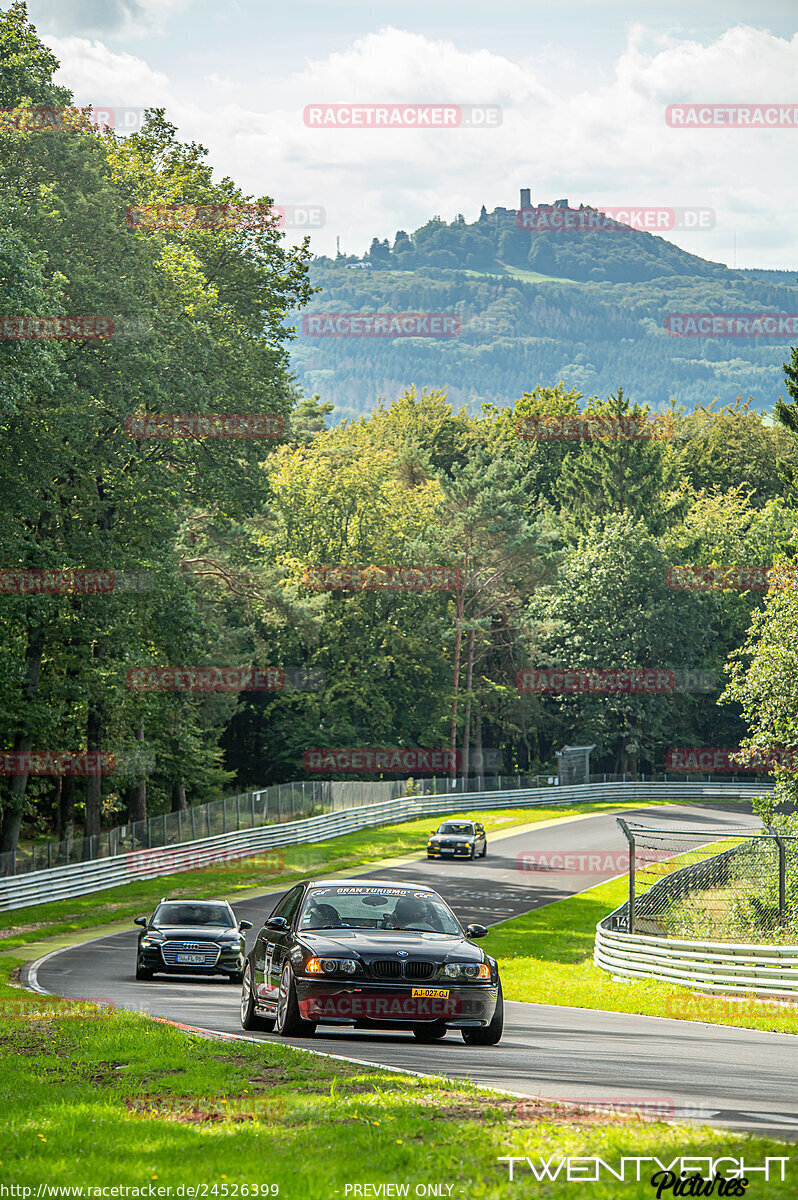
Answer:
[176, 953, 205, 964]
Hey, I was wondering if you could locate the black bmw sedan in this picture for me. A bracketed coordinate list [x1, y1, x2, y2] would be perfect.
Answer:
[426, 820, 487, 860]
[240, 879, 503, 1044]
[134, 898, 252, 982]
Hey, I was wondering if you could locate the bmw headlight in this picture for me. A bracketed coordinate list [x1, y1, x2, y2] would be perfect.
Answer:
[314, 958, 358, 975]
[443, 962, 490, 980]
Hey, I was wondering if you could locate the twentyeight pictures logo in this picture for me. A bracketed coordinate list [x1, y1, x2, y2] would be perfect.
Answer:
[303, 104, 501, 129]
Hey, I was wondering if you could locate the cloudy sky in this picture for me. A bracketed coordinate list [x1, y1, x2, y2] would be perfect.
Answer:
[22, 0, 798, 268]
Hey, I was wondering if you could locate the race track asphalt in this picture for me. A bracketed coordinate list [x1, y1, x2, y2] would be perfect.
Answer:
[29, 802, 798, 1140]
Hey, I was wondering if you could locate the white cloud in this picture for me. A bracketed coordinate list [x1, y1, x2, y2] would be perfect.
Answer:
[45, 23, 798, 267]
[27, 0, 195, 37]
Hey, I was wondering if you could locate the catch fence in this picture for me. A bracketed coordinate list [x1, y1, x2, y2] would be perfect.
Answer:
[608, 819, 798, 942]
[2, 769, 776, 878]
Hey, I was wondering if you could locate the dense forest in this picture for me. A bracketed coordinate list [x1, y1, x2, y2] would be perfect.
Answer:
[291, 205, 798, 420]
[4, 3, 798, 856]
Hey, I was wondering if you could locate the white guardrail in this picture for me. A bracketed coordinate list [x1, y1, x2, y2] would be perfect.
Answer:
[594, 922, 798, 997]
[0, 780, 769, 913]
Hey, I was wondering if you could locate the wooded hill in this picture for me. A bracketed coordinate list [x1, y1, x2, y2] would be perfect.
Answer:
[292, 203, 797, 421]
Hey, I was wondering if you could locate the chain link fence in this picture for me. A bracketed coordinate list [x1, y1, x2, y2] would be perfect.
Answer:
[2, 768, 776, 878]
[610, 819, 798, 943]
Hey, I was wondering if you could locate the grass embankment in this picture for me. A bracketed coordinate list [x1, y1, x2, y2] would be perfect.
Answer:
[488, 875, 798, 1034]
[0, 799, 679, 952]
[0, 960, 792, 1194]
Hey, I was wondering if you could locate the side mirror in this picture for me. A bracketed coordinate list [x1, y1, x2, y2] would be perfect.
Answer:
[239, 920, 253, 931]
[467, 923, 488, 939]
[134, 916, 147, 928]
[264, 916, 289, 932]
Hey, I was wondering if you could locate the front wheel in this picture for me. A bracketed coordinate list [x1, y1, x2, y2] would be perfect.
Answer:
[240, 964, 275, 1032]
[275, 963, 316, 1037]
[481, 843, 487, 858]
[462, 980, 503, 1046]
[469, 844, 476, 860]
[135, 964, 154, 981]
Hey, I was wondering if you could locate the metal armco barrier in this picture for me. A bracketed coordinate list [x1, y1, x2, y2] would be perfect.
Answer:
[0, 780, 769, 912]
[594, 922, 798, 996]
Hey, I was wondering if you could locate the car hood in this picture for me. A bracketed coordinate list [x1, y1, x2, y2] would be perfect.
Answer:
[430, 833, 473, 840]
[298, 930, 484, 961]
[148, 925, 239, 940]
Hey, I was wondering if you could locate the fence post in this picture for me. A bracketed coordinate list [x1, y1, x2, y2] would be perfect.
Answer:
[222, 797, 227, 835]
[190, 806, 196, 839]
[177, 809, 183, 842]
[768, 828, 787, 925]
[278, 784, 282, 821]
[252, 791, 256, 826]
[48, 841, 52, 869]
[617, 817, 635, 935]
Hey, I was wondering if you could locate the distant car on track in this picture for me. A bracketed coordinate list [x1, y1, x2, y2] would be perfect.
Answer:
[134, 897, 252, 982]
[426, 819, 487, 860]
[240, 878, 503, 1044]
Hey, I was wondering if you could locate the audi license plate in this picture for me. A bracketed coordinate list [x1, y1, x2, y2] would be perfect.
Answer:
[412, 988, 449, 999]
[176, 953, 205, 964]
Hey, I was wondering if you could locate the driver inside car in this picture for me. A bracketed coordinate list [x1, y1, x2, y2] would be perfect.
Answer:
[301, 899, 342, 930]
[390, 896, 443, 932]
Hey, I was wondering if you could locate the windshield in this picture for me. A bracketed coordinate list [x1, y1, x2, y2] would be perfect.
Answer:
[298, 886, 462, 935]
[437, 822, 474, 835]
[154, 902, 235, 927]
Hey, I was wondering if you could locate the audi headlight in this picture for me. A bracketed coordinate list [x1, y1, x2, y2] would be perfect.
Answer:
[141, 934, 165, 946]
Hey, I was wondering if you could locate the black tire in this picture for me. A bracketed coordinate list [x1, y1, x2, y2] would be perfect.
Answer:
[481, 842, 487, 857]
[228, 972, 244, 985]
[135, 964, 154, 981]
[240, 963, 275, 1032]
[462, 980, 503, 1046]
[469, 844, 475, 859]
[413, 1021, 447, 1041]
[275, 962, 316, 1037]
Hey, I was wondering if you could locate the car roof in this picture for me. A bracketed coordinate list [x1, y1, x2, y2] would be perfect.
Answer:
[306, 878, 436, 892]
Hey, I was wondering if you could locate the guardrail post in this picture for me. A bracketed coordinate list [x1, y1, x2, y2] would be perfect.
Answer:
[617, 817, 635, 935]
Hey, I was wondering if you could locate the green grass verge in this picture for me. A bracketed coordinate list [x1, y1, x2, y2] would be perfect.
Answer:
[487, 876, 798, 1034]
[0, 800, 676, 953]
[0, 960, 791, 1194]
